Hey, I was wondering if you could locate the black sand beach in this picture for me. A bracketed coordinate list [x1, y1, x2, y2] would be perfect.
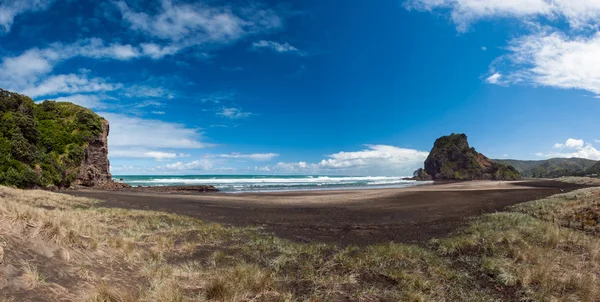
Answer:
[65, 180, 590, 246]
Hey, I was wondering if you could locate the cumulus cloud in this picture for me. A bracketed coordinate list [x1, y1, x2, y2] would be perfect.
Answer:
[252, 40, 303, 55]
[406, 0, 600, 32]
[407, 0, 600, 95]
[109, 149, 190, 161]
[100, 113, 211, 150]
[0, 38, 178, 98]
[494, 31, 600, 94]
[212, 152, 279, 161]
[218, 107, 253, 119]
[21, 73, 121, 98]
[319, 145, 429, 171]
[553, 138, 585, 149]
[485, 73, 502, 84]
[115, 0, 282, 45]
[99, 113, 213, 161]
[161, 160, 214, 171]
[0, 0, 54, 34]
[537, 138, 600, 160]
[263, 145, 429, 175]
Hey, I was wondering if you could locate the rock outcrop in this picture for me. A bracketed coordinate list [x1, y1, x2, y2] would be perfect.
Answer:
[413, 168, 432, 181]
[74, 119, 113, 187]
[421, 133, 520, 181]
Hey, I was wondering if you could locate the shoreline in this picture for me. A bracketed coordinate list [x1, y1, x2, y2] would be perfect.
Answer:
[91, 179, 568, 197]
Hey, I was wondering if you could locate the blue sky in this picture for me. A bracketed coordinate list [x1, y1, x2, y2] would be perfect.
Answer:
[1, 0, 600, 176]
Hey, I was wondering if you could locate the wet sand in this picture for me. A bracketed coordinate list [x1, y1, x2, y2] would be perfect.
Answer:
[65, 180, 592, 246]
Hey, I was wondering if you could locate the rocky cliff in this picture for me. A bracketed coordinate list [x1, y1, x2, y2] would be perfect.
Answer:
[73, 119, 113, 187]
[419, 133, 520, 181]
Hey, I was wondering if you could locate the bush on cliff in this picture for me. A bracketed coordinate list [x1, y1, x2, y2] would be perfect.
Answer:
[0, 89, 104, 188]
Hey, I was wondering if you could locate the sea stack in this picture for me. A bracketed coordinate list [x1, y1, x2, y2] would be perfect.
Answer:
[417, 133, 520, 181]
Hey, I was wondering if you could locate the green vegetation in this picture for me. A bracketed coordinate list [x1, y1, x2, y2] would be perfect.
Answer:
[586, 161, 600, 176]
[2, 185, 599, 301]
[0, 89, 104, 188]
[495, 158, 599, 178]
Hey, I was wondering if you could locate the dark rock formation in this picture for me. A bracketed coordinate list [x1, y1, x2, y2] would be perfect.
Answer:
[74, 119, 112, 186]
[423, 133, 520, 181]
[412, 168, 432, 181]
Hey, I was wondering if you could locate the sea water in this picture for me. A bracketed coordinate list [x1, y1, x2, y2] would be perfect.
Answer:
[113, 175, 430, 193]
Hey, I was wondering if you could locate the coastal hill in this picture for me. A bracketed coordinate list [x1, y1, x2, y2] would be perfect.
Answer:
[418, 133, 521, 180]
[585, 161, 600, 176]
[494, 158, 598, 178]
[0, 89, 112, 188]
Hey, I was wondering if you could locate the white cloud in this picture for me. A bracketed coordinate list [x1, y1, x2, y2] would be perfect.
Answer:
[481, 46, 487, 51]
[140, 43, 180, 59]
[537, 138, 600, 160]
[252, 40, 303, 55]
[0, 38, 178, 98]
[109, 148, 189, 161]
[218, 107, 253, 119]
[200, 91, 235, 103]
[161, 160, 214, 171]
[495, 31, 600, 94]
[212, 152, 279, 161]
[566, 138, 584, 149]
[0, 0, 54, 34]
[407, 1, 600, 95]
[115, 0, 282, 45]
[101, 113, 211, 149]
[485, 72, 502, 84]
[263, 145, 429, 175]
[21, 73, 120, 98]
[553, 138, 584, 149]
[406, 0, 600, 32]
[319, 145, 429, 171]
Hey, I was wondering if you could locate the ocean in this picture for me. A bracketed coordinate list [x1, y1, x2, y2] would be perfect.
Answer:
[113, 175, 430, 193]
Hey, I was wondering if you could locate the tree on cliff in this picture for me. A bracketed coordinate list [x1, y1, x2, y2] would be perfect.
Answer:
[0, 89, 108, 188]
[422, 133, 521, 181]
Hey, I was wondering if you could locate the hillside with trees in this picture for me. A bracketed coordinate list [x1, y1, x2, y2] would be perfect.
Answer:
[0, 89, 106, 188]
[494, 158, 598, 178]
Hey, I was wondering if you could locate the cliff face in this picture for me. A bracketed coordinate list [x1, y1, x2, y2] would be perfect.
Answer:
[74, 119, 112, 186]
[0, 88, 118, 188]
[422, 133, 521, 181]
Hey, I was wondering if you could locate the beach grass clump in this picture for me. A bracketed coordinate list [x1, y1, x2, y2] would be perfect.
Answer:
[434, 211, 600, 301]
[509, 187, 600, 235]
[558, 176, 600, 186]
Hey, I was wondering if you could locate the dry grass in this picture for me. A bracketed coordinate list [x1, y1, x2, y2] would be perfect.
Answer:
[2, 185, 600, 301]
[558, 176, 600, 186]
[435, 211, 600, 301]
[510, 187, 600, 235]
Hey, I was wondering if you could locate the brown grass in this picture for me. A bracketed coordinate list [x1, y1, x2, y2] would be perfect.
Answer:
[1, 185, 600, 301]
[558, 176, 600, 186]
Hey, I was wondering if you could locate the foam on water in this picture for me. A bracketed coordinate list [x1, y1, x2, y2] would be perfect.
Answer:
[114, 175, 430, 193]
